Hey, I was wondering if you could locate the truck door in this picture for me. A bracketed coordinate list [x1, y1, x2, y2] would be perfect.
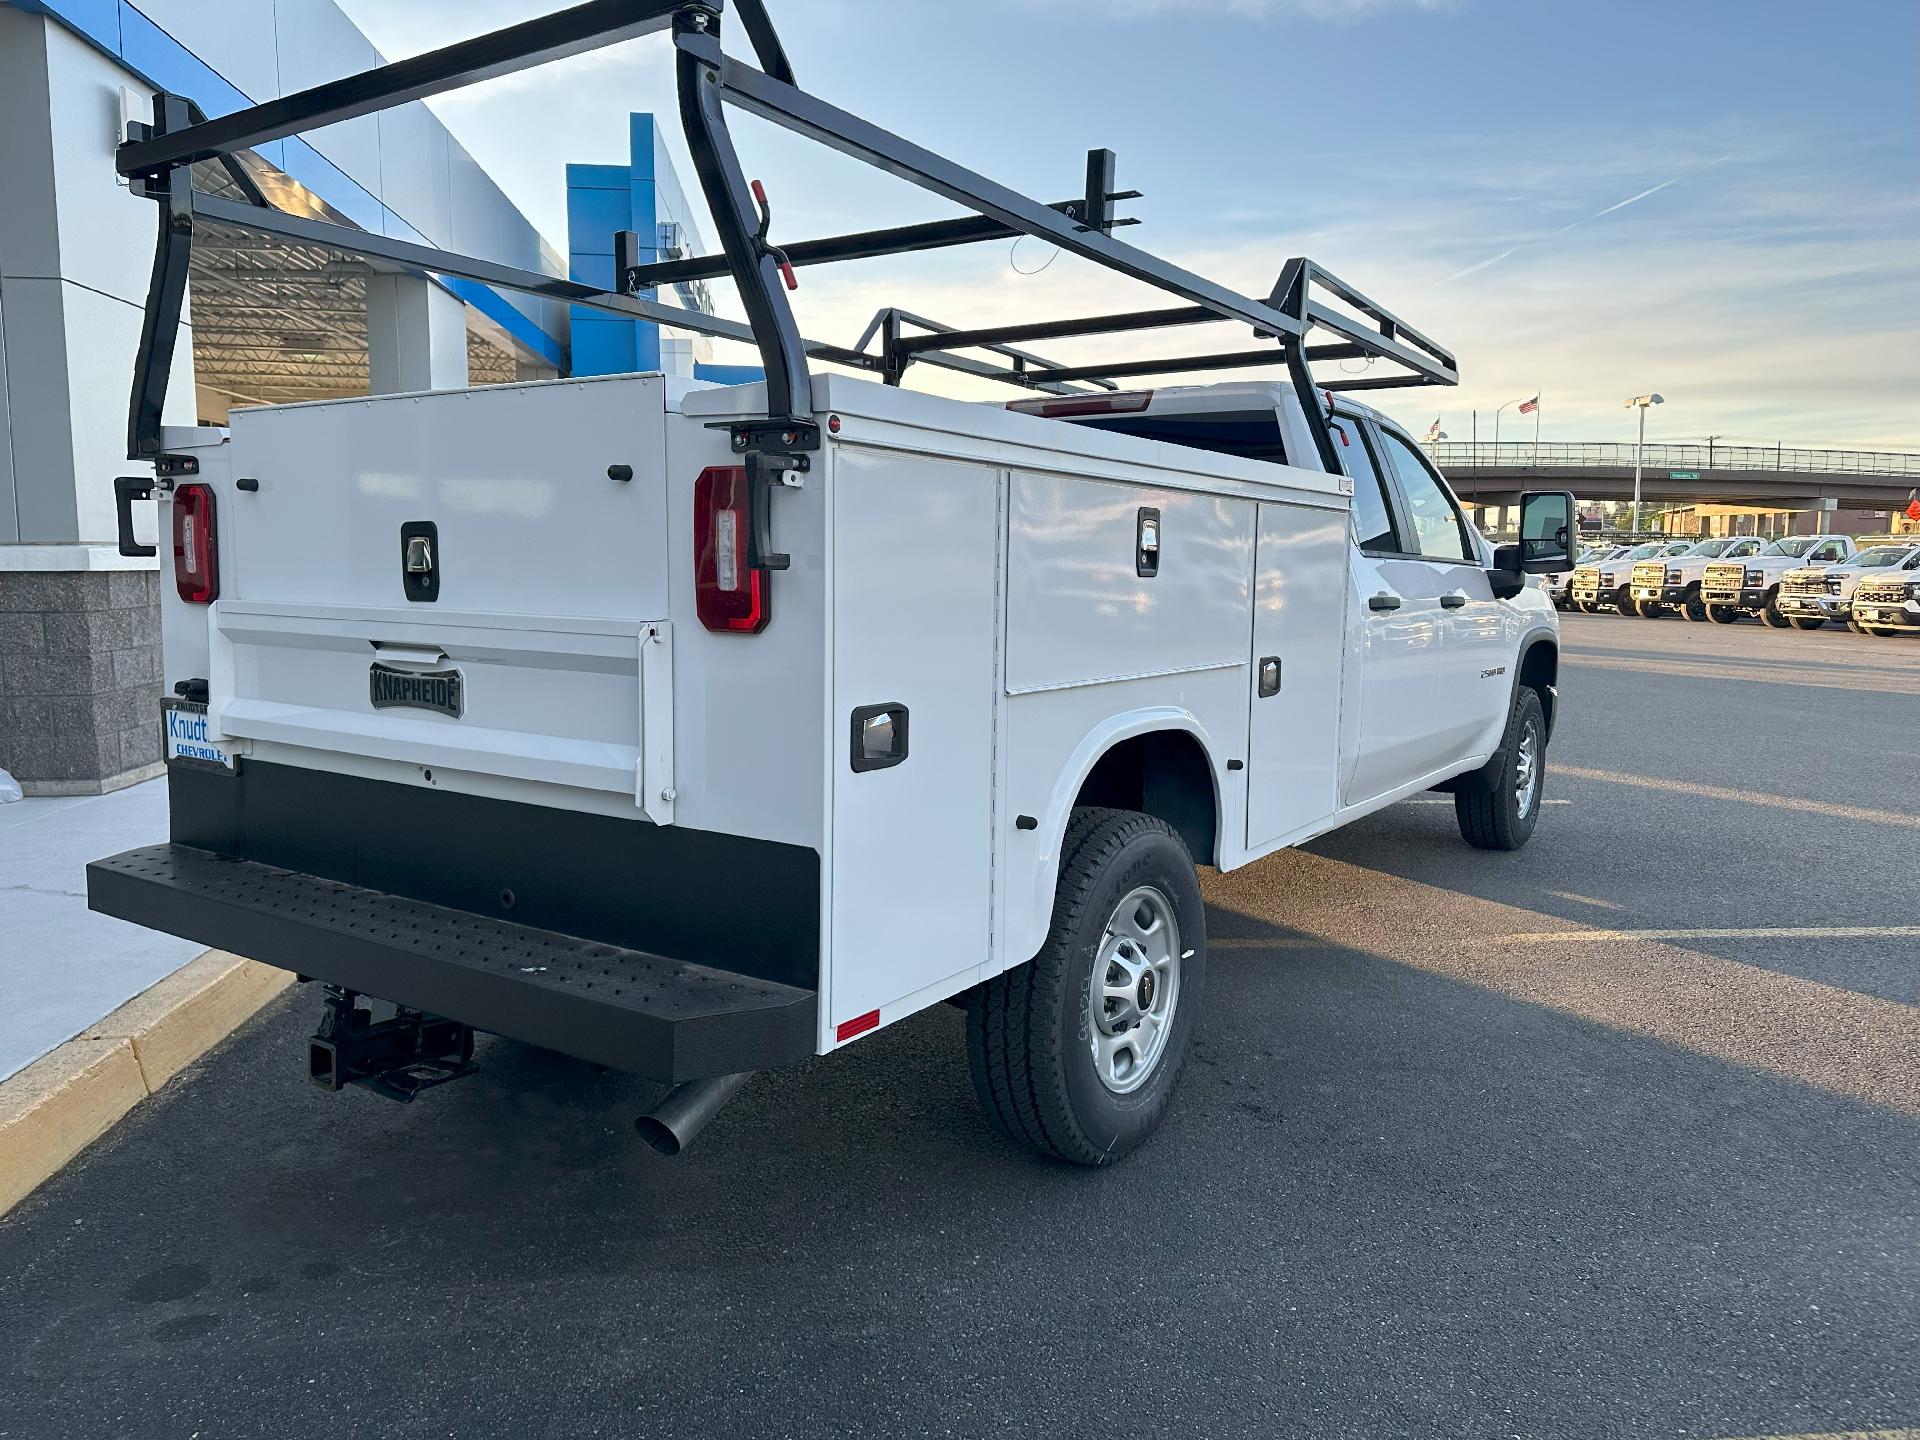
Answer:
[1338, 418, 1448, 807]
[1369, 424, 1508, 762]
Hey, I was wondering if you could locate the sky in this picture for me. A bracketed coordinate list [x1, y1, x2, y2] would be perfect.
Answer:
[335, 0, 1919, 450]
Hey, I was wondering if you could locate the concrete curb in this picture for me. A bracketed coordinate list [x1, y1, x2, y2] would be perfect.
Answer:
[0, 951, 291, 1218]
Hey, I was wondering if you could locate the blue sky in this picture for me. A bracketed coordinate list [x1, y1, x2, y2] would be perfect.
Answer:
[337, 0, 1919, 448]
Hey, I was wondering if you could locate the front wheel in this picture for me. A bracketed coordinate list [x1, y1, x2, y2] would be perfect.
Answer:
[1681, 593, 1708, 622]
[1575, 599, 1598, 614]
[1705, 604, 1741, 624]
[1789, 616, 1825, 631]
[1455, 687, 1546, 852]
[1759, 595, 1792, 628]
[1634, 598, 1665, 618]
[966, 807, 1205, 1165]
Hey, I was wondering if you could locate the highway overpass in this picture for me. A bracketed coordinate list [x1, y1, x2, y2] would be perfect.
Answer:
[1435, 441, 1920, 509]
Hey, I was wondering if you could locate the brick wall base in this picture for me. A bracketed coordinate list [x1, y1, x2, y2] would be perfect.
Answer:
[0, 571, 165, 796]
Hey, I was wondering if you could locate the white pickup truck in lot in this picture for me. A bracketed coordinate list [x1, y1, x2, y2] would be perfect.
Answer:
[87, 0, 1573, 1163]
[1850, 555, 1920, 637]
[1777, 542, 1920, 631]
[1570, 540, 1691, 614]
[1630, 534, 1767, 621]
[1701, 535, 1857, 626]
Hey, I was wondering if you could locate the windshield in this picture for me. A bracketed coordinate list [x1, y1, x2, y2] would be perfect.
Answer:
[1759, 537, 1819, 558]
[1686, 538, 1735, 556]
[1852, 547, 1913, 568]
[1624, 543, 1663, 559]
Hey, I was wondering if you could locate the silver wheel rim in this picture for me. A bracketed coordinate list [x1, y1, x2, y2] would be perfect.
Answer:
[1515, 718, 1540, 818]
[1088, 885, 1181, 1095]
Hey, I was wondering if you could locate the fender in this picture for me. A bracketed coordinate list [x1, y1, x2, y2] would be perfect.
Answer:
[1002, 705, 1224, 972]
[1514, 626, 1560, 741]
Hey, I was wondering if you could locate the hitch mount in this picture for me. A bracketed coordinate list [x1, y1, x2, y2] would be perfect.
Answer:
[308, 985, 476, 1103]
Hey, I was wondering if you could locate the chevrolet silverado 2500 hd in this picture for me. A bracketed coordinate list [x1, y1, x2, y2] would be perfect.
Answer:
[1778, 543, 1920, 631]
[88, 0, 1572, 1163]
[1701, 535, 1856, 626]
[1571, 541, 1689, 614]
[1629, 535, 1766, 620]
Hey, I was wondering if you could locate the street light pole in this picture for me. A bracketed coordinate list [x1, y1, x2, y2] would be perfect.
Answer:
[1624, 393, 1664, 533]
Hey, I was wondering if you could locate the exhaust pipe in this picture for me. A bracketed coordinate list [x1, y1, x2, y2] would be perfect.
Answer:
[634, 1071, 752, 1156]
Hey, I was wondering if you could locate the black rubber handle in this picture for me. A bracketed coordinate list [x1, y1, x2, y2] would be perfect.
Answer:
[1368, 593, 1401, 612]
[1440, 593, 1468, 609]
[114, 475, 157, 558]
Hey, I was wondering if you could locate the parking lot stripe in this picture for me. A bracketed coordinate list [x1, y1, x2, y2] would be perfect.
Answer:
[1556, 765, 1920, 830]
[1508, 925, 1920, 943]
[1545, 890, 1629, 910]
[1711, 1431, 1920, 1440]
[1205, 852, 1920, 1117]
[1570, 653, 1920, 694]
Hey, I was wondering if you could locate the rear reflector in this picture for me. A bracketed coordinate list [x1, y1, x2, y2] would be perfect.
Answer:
[1006, 390, 1153, 418]
[693, 466, 769, 633]
[171, 483, 218, 604]
[835, 1009, 880, 1042]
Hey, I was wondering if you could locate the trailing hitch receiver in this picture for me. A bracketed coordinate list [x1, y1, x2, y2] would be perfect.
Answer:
[308, 986, 476, 1103]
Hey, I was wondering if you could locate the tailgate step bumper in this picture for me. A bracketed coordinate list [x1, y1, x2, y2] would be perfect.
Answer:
[88, 844, 817, 1083]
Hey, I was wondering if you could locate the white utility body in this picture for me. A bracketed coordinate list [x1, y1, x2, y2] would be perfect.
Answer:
[89, 0, 1573, 1162]
[99, 371, 1566, 1159]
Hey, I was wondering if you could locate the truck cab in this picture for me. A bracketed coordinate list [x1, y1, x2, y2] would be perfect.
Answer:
[1702, 535, 1856, 626]
[1778, 542, 1920, 631]
[1632, 534, 1768, 621]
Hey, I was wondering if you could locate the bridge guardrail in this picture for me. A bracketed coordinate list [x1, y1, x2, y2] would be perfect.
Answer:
[1432, 442, 1920, 478]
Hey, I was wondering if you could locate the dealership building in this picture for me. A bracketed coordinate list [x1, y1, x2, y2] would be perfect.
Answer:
[0, 0, 724, 794]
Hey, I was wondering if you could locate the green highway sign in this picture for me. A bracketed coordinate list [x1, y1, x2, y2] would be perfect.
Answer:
[1668, 470, 1701, 480]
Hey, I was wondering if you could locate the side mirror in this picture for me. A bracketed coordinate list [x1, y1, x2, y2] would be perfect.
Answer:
[1516, 490, 1575, 573]
[1486, 546, 1527, 599]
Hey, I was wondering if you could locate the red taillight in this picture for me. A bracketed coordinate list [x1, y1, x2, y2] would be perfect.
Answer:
[1006, 390, 1154, 418]
[693, 466, 769, 633]
[171, 483, 218, 604]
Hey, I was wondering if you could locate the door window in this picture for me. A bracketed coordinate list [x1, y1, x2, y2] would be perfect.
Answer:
[1338, 418, 1402, 554]
[1375, 427, 1472, 563]
[1810, 539, 1848, 563]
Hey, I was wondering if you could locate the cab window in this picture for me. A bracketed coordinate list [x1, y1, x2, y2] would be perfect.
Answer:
[1810, 539, 1848, 563]
[1373, 427, 1472, 563]
[1338, 416, 1403, 554]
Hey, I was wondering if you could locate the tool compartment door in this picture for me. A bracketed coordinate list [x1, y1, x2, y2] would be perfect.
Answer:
[826, 450, 1000, 1040]
[1245, 502, 1347, 849]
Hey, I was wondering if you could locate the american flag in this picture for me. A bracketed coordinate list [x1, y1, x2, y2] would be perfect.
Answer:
[1425, 416, 1442, 439]
[1517, 394, 1540, 414]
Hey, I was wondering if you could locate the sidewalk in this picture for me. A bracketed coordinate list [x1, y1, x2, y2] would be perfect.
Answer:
[0, 778, 202, 1082]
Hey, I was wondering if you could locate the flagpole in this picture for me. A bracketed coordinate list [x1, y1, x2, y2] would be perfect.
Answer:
[1533, 393, 1541, 468]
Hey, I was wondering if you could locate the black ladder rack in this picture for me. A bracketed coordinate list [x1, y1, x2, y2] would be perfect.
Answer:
[117, 0, 1458, 481]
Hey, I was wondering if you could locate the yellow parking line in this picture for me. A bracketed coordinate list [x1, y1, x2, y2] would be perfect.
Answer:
[1557, 765, 1920, 830]
[1572, 653, 1920, 694]
[1509, 925, 1920, 943]
[1546, 890, 1628, 910]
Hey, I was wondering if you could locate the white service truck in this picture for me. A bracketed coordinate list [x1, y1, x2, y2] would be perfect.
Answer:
[1777, 542, 1920, 631]
[1629, 534, 1767, 621]
[1570, 541, 1690, 614]
[1701, 535, 1858, 626]
[88, 0, 1573, 1163]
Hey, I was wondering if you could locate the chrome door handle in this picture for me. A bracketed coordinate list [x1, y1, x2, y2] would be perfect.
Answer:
[1368, 593, 1401, 612]
[1439, 593, 1468, 609]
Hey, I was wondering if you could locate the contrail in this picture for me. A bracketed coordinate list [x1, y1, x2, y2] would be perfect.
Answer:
[1441, 175, 1683, 284]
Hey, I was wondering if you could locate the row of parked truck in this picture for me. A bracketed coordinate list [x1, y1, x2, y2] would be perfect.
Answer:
[1546, 534, 1920, 635]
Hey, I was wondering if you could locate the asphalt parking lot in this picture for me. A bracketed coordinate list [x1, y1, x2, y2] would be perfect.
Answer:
[3, 612, 1915, 1440]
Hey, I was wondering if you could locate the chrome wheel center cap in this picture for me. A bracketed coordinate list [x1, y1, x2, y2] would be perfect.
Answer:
[1137, 970, 1156, 1010]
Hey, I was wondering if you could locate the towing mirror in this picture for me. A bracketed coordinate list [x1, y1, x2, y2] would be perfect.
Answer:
[1515, 491, 1575, 573]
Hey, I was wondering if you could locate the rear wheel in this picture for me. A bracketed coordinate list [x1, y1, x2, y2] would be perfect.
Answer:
[966, 807, 1205, 1165]
[1789, 616, 1825, 631]
[1455, 687, 1546, 852]
[1706, 604, 1741, 624]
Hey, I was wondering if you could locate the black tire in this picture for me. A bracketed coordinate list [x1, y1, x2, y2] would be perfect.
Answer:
[1454, 687, 1546, 852]
[1612, 588, 1634, 614]
[1634, 598, 1664, 618]
[1681, 592, 1708, 622]
[1705, 604, 1741, 624]
[1575, 599, 1597, 614]
[966, 807, 1205, 1165]
[1789, 616, 1825, 631]
[1759, 593, 1791, 628]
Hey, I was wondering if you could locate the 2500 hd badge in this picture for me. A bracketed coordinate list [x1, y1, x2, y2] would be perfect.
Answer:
[369, 662, 464, 718]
